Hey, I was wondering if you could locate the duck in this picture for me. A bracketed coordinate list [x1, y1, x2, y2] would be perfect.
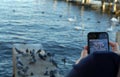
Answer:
[61, 57, 67, 65]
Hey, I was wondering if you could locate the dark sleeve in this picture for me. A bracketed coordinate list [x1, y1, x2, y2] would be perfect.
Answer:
[66, 54, 95, 77]
[66, 67, 80, 77]
[66, 52, 120, 77]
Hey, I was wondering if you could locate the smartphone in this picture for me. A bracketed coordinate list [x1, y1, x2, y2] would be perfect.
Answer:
[88, 32, 109, 54]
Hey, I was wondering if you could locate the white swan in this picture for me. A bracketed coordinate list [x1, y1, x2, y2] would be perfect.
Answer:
[74, 26, 85, 30]
[106, 26, 113, 32]
[111, 17, 119, 22]
[74, 26, 82, 30]
[68, 16, 76, 22]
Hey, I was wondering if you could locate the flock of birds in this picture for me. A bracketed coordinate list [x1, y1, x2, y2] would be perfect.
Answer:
[12, 9, 120, 32]
[67, 16, 120, 32]
[14, 47, 66, 77]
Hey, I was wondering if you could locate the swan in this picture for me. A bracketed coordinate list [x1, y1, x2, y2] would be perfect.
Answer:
[106, 26, 113, 32]
[68, 16, 76, 22]
[74, 26, 85, 30]
[111, 17, 119, 22]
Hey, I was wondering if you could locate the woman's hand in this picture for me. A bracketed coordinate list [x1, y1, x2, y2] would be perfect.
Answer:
[109, 41, 120, 54]
[75, 46, 88, 64]
[75, 41, 120, 64]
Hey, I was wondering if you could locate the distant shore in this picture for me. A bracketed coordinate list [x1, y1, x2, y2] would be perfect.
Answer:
[61, 0, 120, 16]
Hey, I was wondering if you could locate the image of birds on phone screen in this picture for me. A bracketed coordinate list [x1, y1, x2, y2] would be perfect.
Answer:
[88, 32, 109, 54]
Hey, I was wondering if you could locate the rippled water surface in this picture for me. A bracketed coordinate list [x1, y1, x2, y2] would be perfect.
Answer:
[0, 0, 120, 77]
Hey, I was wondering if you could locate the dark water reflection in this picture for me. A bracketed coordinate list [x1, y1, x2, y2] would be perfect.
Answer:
[0, 0, 120, 76]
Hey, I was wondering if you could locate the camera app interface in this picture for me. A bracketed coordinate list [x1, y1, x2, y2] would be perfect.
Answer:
[89, 33, 109, 53]
[89, 39, 108, 53]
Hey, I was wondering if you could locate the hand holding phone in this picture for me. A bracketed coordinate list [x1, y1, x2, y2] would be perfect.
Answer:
[88, 32, 109, 54]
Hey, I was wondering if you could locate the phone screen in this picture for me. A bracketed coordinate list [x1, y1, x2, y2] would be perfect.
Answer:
[88, 32, 109, 54]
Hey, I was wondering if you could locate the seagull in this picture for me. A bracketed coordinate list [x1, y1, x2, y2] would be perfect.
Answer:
[30, 50, 35, 57]
[15, 48, 28, 56]
[17, 70, 28, 77]
[49, 53, 55, 61]
[25, 48, 30, 56]
[29, 49, 36, 64]
[37, 49, 47, 60]
[68, 16, 76, 22]
[16, 57, 24, 70]
[50, 54, 58, 68]
[15, 48, 24, 55]
[16, 63, 23, 70]
[37, 49, 47, 57]
[22, 66, 29, 74]
[51, 59, 58, 68]
[44, 67, 49, 76]
[38, 53, 46, 60]
[17, 70, 25, 76]
[16, 57, 24, 66]
[37, 49, 41, 53]
[40, 50, 46, 56]
[37, 49, 46, 56]
[29, 56, 36, 64]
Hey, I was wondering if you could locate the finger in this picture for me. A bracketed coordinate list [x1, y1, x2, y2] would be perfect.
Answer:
[114, 43, 119, 51]
[81, 49, 88, 58]
[84, 46, 88, 50]
[75, 46, 88, 64]
[109, 41, 119, 52]
[82, 50, 87, 56]
[109, 41, 116, 47]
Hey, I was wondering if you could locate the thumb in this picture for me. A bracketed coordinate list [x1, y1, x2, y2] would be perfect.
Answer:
[80, 48, 88, 58]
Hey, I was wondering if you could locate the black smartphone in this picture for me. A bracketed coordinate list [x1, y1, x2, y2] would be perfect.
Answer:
[88, 32, 109, 54]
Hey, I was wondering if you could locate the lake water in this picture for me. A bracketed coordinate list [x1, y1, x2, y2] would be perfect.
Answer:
[0, 0, 120, 77]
